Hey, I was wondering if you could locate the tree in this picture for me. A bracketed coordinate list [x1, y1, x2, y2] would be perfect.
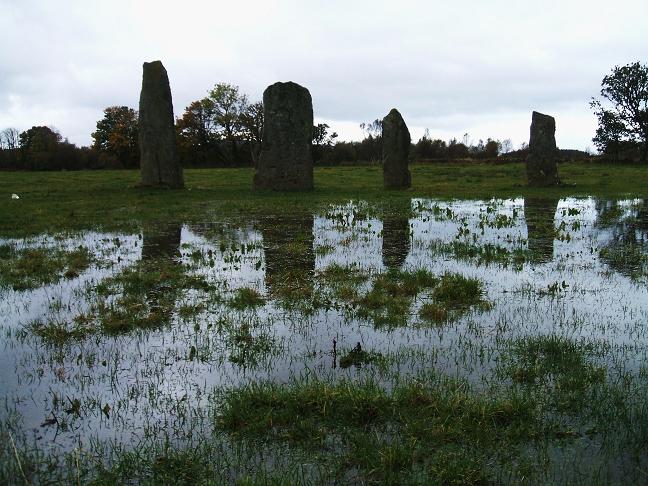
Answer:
[239, 101, 264, 165]
[92, 106, 139, 168]
[447, 138, 469, 159]
[413, 129, 447, 160]
[0, 127, 21, 169]
[360, 119, 382, 138]
[358, 119, 383, 163]
[206, 83, 249, 164]
[312, 123, 338, 163]
[18, 126, 83, 171]
[590, 62, 648, 162]
[19, 126, 61, 152]
[178, 84, 261, 167]
[176, 99, 218, 151]
[207, 83, 248, 139]
[484, 139, 500, 158]
[500, 139, 513, 154]
[0, 128, 20, 150]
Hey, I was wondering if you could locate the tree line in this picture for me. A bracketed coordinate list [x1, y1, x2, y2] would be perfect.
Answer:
[1, 61, 646, 171]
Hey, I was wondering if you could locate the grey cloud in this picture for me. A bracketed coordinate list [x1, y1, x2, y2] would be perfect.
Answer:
[0, 0, 646, 150]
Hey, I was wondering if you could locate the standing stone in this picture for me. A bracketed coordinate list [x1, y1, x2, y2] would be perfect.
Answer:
[254, 81, 313, 191]
[526, 111, 559, 187]
[138, 60, 184, 188]
[382, 109, 411, 189]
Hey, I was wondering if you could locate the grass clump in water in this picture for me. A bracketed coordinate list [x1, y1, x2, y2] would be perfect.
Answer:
[497, 335, 607, 413]
[28, 318, 92, 343]
[217, 376, 535, 484]
[228, 287, 265, 310]
[428, 240, 530, 270]
[318, 263, 368, 288]
[352, 268, 438, 327]
[419, 272, 491, 325]
[0, 244, 94, 291]
[85, 257, 213, 335]
[227, 322, 276, 367]
[599, 243, 648, 281]
[338, 342, 383, 369]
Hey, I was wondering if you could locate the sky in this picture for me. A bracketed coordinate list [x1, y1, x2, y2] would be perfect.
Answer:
[1, 0, 647, 151]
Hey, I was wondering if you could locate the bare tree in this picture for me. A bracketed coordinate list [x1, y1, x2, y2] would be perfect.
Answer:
[1, 128, 20, 150]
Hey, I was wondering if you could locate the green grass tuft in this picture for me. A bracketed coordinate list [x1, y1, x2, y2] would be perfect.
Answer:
[228, 287, 265, 310]
[0, 245, 94, 290]
[216, 376, 536, 483]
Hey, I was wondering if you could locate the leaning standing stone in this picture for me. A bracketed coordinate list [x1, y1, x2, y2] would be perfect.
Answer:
[382, 108, 411, 189]
[254, 81, 313, 191]
[526, 111, 559, 187]
[139, 60, 184, 188]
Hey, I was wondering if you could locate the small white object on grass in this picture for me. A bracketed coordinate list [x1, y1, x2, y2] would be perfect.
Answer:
[11, 194, 19, 200]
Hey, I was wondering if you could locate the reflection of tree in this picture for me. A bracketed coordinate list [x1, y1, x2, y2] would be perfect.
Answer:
[597, 199, 648, 279]
[382, 202, 412, 270]
[258, 215, 315, 300]
[524, 199, 558, 264]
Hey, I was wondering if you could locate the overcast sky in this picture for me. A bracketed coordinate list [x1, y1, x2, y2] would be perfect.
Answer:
[1, 0, 647, 151]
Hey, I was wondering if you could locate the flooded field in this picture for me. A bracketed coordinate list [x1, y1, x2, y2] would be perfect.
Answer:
[2, 196, 648, 484]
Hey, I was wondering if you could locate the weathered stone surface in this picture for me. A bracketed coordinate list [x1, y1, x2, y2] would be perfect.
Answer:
[254, 82, 313, 191]
[526, 111, 559, 187]
[382, 108, 411, 189]
[139, 60, 184, 188]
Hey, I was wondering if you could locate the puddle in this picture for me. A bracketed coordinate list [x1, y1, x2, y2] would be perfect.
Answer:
[1, 196, 648, 480]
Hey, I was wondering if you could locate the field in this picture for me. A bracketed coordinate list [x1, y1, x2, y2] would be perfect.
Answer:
[1, 161, 648, 484]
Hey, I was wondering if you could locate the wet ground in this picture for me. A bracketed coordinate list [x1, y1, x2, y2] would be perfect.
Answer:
[1, 196, 648, 483]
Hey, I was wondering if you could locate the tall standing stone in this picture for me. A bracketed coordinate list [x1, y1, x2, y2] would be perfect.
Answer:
[526, 111, 559, 187]
[382, 108, 411, 189]
[139, 60, 184, 188]
[254, 81, 313, 191]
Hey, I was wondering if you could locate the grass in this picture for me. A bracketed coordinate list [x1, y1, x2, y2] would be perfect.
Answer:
[28, 318, 93, 342]
[418, 273, 490, 325]
[427, 240, 530, 270]
[0, 244, 94, 290]
[216, 375, 536, 484]
[2, 162, 647, 238]
[227, 323, 276, 367]
[599, 243, 648, 280]
[228, 287, 265, 310]
[2, 163, 648, 484]
[338, 343, 383, 369]
[352, 269, 438, 327]
[25, 252, 216, 343]
[496, 335, 608, 413]
[93, 256, 213, 334]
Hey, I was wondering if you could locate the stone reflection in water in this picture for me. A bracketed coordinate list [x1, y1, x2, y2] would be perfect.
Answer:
[524, 198, 558, 264]
[141, 224, 182, 319]
[382, 202, 412, 270]
[141, 224, 182, 260]
[258, 215, 315, 298]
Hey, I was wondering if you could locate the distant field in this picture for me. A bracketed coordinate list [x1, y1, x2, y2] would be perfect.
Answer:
[1, 161, 647, 236]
